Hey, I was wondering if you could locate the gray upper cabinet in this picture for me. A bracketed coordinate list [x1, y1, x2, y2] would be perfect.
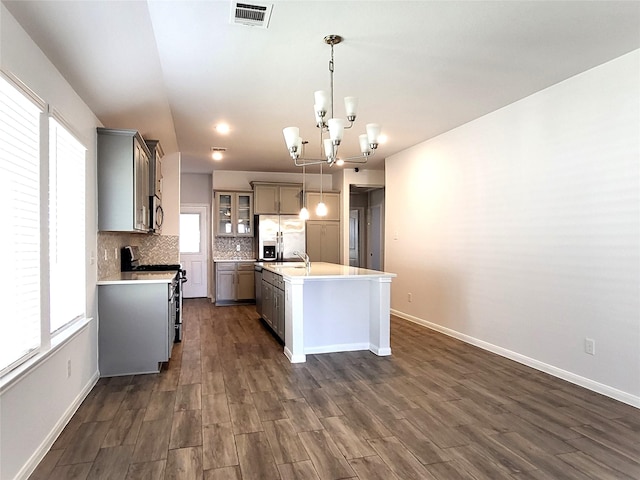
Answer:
[251, 182, 302, 214]
[145, 139, 163, 199]
[98, 128, 151, 232]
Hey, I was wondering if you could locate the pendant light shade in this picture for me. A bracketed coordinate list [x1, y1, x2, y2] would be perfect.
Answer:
[316, 202, 328, 217]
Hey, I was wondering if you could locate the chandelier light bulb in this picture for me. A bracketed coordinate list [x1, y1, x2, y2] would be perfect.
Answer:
[283, 127, 300, 150]
[366, 123, 381, 148]
[299, 207, 310, 220]
[336, 159, 345, 166]
[328, 118, 345, 144]
[344, 96, 358, 120]
[314, 90, 329, 115]
[359, 134, 370, 154]
[316, 201, 328, 217]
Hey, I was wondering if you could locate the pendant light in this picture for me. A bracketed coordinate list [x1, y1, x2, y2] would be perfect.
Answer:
[299, 163, 309, 220]
[316, 161, 327, 217]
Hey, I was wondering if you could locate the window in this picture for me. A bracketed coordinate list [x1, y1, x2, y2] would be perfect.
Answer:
[0, 73, 87, 376]
[0, 74, 42, 373]
[49, 117, 86, 333]
[180, 213, 201, 253]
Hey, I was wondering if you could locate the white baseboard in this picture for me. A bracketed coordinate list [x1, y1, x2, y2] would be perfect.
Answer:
[284, 346, 305, 363]
[17, 370, 100, 480]
[304, 342, 371, 355]
[391, 309, 640, 409]
[370, 345, 392, 356]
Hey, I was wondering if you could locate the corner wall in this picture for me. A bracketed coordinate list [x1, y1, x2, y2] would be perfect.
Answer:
[386, 50, 640, 405]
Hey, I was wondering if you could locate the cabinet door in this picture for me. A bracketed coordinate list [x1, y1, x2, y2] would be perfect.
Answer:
[279, 185, 302, 214]
[254, 185, 278, 214]
[275, 287, 285, 340]
[134, 141, 146, 231]
[237, 270, 255, 300]
[307, 192, 340, 221]
[322, 221, 341, 264]
[215, 192, 234, 236]
[216, 269, 236, 302]
[262, 280, 274, 327]
[235, 193, 253, 236]
[306, 221, 323, 262]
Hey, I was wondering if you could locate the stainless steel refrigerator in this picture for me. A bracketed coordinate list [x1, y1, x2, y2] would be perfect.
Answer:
[255, 215, 306, 261]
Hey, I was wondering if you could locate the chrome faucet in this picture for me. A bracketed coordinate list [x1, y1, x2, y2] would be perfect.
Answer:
[293, 251, 310, 270]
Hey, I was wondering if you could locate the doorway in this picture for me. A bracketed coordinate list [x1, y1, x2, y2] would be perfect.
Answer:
[349, 186, 385, 270]
[180, 204, 209, 298]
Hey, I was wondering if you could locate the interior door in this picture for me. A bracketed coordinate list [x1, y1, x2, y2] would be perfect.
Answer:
[349, 209, 360, 267]
[180, 205, 208, 298]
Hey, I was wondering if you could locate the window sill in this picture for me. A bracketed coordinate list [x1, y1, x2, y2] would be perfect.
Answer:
[0, 316, 93, 394]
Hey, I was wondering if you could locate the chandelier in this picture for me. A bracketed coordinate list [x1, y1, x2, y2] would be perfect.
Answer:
[282, 34, 381, 167]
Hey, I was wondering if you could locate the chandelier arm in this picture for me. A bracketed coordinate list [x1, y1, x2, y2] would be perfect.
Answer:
[339, 151, 377, 164]
[293, 157, 329, 167]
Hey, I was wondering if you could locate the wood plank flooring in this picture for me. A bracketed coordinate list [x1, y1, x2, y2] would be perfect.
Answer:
[30, 299, 640, 479]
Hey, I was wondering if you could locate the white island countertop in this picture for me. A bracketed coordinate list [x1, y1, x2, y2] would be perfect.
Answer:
[261, 262, 396, 280]
[97, 272, 177, 285]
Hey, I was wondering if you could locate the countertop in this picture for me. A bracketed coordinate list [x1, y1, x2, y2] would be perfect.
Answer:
[97, 272, 177, 285]
[261, 262, 396, 280]
[213, 258, 257, 263]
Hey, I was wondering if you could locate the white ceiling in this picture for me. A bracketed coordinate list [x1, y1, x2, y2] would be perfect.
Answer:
[4, 1, 639, 174]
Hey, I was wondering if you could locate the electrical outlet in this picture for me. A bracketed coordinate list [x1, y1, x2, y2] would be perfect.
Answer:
[115, 248, 119, 259]
[67, 359, 71, 378]
[585, 338, 595, 355]
[408, 292, 412, 302]
[236, 244, 241, 252]
[104, 249, 108, 260]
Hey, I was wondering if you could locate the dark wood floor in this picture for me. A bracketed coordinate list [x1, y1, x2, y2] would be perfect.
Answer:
[30, 299, 639, 479]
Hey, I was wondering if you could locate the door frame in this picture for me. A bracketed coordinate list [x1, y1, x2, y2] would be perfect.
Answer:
[180, 203, 210, 299]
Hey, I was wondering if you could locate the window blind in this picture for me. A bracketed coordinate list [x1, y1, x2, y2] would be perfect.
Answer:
[0, 75, 42, 373]
[49, 117, 86, 333]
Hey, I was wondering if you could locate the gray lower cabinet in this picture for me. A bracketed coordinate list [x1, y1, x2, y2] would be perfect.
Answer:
[98, 282, 175, 376]
[215, 261, 256, 304]
[262, 270, 284, 341]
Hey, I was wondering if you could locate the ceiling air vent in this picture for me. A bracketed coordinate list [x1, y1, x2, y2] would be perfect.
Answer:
[230, 2, 273, 28]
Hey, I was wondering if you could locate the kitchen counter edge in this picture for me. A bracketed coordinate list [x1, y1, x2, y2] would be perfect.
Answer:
[97, 272, 177, 285]
[260, 262, 397, 280]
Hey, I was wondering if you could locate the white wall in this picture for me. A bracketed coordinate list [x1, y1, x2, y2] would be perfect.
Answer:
[161, 152, 181, 236]
[1, 5, 101, 478]
[181, 172, 212, 204]
[386, 50, 640, 406]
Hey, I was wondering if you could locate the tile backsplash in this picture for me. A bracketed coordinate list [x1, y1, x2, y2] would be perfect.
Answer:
[97, 232, 179, 279]
[213, 237, 254, 260]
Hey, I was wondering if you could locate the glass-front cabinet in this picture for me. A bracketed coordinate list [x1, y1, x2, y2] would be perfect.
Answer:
[215, 191, 253, 237]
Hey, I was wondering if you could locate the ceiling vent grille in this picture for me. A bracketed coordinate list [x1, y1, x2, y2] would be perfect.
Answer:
[230, 2, 273, 28]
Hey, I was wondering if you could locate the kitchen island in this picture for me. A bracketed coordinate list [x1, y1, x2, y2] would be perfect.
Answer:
[261, 262, 396, 363]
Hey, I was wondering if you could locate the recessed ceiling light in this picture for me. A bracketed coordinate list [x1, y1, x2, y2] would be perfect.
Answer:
[215, 124, 230, 134]
[211, 147, 226, 161]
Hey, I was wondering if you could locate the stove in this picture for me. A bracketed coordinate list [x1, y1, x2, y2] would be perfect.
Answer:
[121, 246, 187, 342]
